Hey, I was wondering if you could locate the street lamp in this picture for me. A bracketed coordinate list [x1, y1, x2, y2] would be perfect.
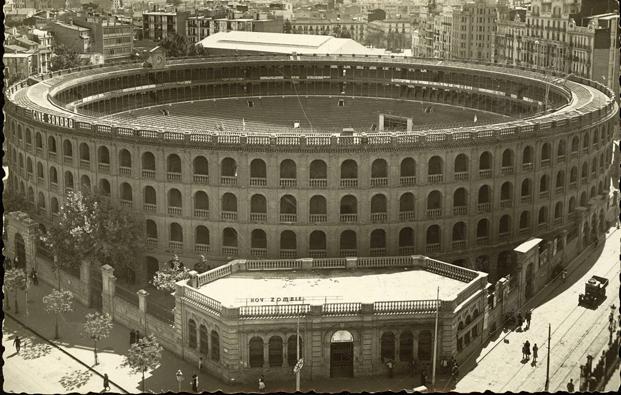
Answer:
[176, 369, 184, 393]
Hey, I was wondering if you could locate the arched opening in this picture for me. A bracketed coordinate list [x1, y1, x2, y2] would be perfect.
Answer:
[399, 331, 413, 362]
[287, 335, 303, 367]
[428, 156, 443, 175]
[310, 160, 327, 181]
[426, 225, 441, 246]
[309, 231, 326, 251]
[63, 139, 73, 158]
[370, 229, 386, 252]
[309, 195, 327, 216]
[98, 146, 110, 164]
[501, 182, 513, 201]
[168, 188, 182, 208]
[221, 157, 237, 177]
[371, 159, 388, 178]
[330, 330, 354, 378]
[64, 171, 74, 189]
[79, 143, 90, 161]
[340, 195, 357, 215]
[48, 136, 57, 153]
[221, 193, 237, 212]
[210, 330, 220, 362]
[571, 136, 579, 153]
[521, 178, 532, 197]
[400, 192, 415, 217]
[251, 194, 267, 216]
[453, 188, 467, 210]
[280, 159, 297, 180]
[540, 142, 551, 162]
[145, 256, 159, 282]
[380, 332, 395, 361]
[478, 185, 491, 204]
[538, 206, 548, 224]
[142, 152, 155, 171]
[193, 156, 209, 176]
[80, 175, 91, 192]
[251, 229, 267, 249]
[452, 222, 466, 242]
[479, 151, 492, 170]
[522, 146, 533, 165]
[399, 227, 415, 249]
[280, 194, 297, 216]
[502, 149, 514, 168]
[144, 186, 156, 205]
[499, 215, 511, 235]
[418, 330, 432, 361]
[340, 230, 357, 253]
[196, 226, 210, 245]
[199, 325, 208, 355]
[280, 230, 297, 251]
[519, 211, 531, 230]
[188, 319, 197, 348]
[539, 174, 549, 193]
[340, 160, 358, 179]
[370, 194, 387, 215]
[557, 140, 566, 158]
[250, 159, 266, 179]
[120, 183, 133, 202]
[454, 154, 469, 173]
[194, 191, 209, 212]
[170, 223, 183, 242]
[146, 220, 158, 239]
[427, 190, 442, 211]
[476, 219, 489, 239]
[222, 228, 238, 247]
[119, 149, 132, 168]
[400, 157, 416, 182]
[167, 154, 181, 173]
[554, 202, 563, 220]
[269, 336, 284, 367]
[249, 337, 264, 368]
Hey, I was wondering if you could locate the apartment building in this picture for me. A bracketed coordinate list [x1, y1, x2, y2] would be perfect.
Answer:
[290, 19, 367, 43]
[142, 10, 190, 41]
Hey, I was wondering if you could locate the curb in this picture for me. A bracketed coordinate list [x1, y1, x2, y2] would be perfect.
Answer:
[6, 312, 131, 394]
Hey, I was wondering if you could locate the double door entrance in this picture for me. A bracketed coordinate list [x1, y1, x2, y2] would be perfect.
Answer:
[330, 330, 354, 378]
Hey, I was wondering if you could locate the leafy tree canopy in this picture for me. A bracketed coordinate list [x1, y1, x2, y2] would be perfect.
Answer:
[122, 335, 163, 375]
[82, 312, 113, 342]
[158, 34, 206, 58]
[43, 289, 74, 315]
[50, 43, 84, 71]
[4, 268, 27, 291]
[151, 255, 191, 292]
[40, 191, 145, 274]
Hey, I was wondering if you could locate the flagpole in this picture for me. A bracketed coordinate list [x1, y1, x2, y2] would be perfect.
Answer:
[431, 286, 440, 389]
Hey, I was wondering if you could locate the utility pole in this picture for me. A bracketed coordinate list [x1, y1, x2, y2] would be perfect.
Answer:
[431, 286, 440, 389]
[545, 323, 551, 391]
[296, 315, 300, 392]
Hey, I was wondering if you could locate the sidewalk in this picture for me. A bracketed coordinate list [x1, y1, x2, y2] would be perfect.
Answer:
[4, 279, 448, 393]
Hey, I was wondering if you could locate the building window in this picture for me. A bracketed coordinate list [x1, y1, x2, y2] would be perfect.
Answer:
[268, 336, 283, 367]
[249, 337, 264, 368]
[210, 330, 220, 362]
[188, 319, 197, 349]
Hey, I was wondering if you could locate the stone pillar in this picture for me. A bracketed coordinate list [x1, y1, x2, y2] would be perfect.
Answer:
[263, 338, 270, 368]
[378, 114, 385, 131]
[137, 289, 148, 334]
[80, 260, 91, 305]
[346, 257, 357, 270]
[188, 270, 199, 288]
[101, 264, 116, 318]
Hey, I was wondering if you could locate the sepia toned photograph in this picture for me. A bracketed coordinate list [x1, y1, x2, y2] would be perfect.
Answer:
[2, 0, 620, 393]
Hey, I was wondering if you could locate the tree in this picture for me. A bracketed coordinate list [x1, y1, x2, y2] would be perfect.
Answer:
[82, 312, 113, 365]
[158, 34, 205, 58]
[4, 268, 26, 313]
[50, 44, 84, 72]
[193, 255, 210, 273]
[43, 289, 74, 339]
[122, 335, 163, 393]
[151, 255, 191, 293]
[40, 191, 145, 284]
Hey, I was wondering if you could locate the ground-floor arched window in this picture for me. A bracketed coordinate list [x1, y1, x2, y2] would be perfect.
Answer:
[418, 330, 432, 361]
[380, 331, 395, 361]
[210, 330, 220, 362]
[249, 337, 264, 368]
[269, 336, 283, 367]
[399, 331, 413, 362]
[287, 335, 303, 366]
[199, 325, 208, 355]
[188, 319, 197, 349]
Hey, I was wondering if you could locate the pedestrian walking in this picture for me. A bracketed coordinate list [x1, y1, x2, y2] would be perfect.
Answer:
[566, 378, 574, 392]
[524, 340, 531, 360]
[517, 312, 523, 329]
[525, 310, 532, 329]
[451, 363, 459, 381]
[198, 356, 203, 372]
[258, 376, 266, 392]
[532, 344, 538, 364]
[130, 329, 136, 345]
[13, 336, 21, 354]
[386, 359, 394, 378]
[103, 373, 110, 391]
[521, 343, 527, 360]
[191, 374, 198, 392]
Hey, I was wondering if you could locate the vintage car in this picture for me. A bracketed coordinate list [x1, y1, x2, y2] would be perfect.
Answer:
[578, 275, 608, 308]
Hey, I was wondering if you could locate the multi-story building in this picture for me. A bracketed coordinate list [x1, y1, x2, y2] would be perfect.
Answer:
[142, 10, 190, 41]
[290, 19, 367, 43]
[494, 0, 619, 94]
[48, 20, 92, 53]
[367, 18, 412, 50]
[73, 15, 134, 61]
[186, 15, 283, 44]
[186, 15, 215, 44]
[447, 0, 497, 61]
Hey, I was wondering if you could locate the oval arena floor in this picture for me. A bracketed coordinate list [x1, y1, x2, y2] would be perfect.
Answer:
[103, 96, 512, 134]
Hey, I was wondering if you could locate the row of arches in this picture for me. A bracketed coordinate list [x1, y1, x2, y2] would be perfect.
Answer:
[380, 330, 433, 362]
[187, 320, 220, 362]
[248, 335, 304, 368]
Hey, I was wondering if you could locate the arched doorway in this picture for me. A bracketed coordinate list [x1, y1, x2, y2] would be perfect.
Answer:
[14, 233, 26, 268]
[330, 330, 354, 378]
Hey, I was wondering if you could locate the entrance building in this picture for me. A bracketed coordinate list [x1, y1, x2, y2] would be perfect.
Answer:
[175, 255, 489, 384]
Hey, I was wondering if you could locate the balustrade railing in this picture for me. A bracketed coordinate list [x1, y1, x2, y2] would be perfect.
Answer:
[340, 178, 358, 188]
[280, 214, 297, 223]
[452, 206, 467, 216]
[168, 206, 182, 216]
[399, 210, 415, 221]
[80, 159, 90, 169]
[322, 303, 362, 315]
[479, 169, 492, 178]
[167, 172, 182, 182]
[340, 249, 357, 257]
[169, 240, 183, 250]
[146, 238, 158, 248]
[477, 203, 491, 213]
[251, 248, 268, 258]
[194, 209, 209, 218]
[142, 169, 155, 178]
[452, 240, 466, 249]
[221, 176, 237, 185]
[501, 166, 514, 176]
[539, 191, 550, 199]
[400, 176, 416, 186]
[250, 177, 267, 186]
[185, 287, 222, 315]
[454, 172, 468, 181]
[240, 304, 309, 319]
[195, 243, 210, 253]
[521, 195, 532, 204]
[143, 203, 156, 212]
[309, 214, 327, 223]
[280, 249, 297, 259]
[541, 159, 551, 168]
[221, 211, 237, 221]
[426, 243, 441, 253]
[221, 246, 238, 256]
[522, 163, 533, 171]
[193, 174, 209, 184]
[309, 249, 327, 258]
[98, 163, 110, 173]
[369, 248, 386, 257]
[340, 214, 357, 223]
[120, 200, 132, 208]
[374, 300, 439, 315]
[250, 212, 267, 222]
[309, 178, 327, 188]
[371, 212, 387, 223]
[280, 178, 297, 188]
[119, 166, 131, 176]
[426, 208, 442, 218]
[48, 152, 57, 161]
[500, 199, 512, 209]
[371, 177, 388, 187]
[63, 155, 73, 165]
[398, 247, 415, 255]
[428, 174, 443, 184]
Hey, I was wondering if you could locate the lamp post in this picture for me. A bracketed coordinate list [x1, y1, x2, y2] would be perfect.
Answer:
[176, 369, 184, 393]
[545, 323, 551, 391]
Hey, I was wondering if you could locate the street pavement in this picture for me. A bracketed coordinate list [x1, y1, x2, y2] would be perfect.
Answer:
[604, 364, 620, 392]
[454, 227, 620, 393]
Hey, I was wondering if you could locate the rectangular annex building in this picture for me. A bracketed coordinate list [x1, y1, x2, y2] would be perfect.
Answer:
[174, 255, 488, 384]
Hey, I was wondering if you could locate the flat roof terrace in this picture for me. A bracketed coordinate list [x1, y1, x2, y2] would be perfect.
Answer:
[198, 268, 467, 308]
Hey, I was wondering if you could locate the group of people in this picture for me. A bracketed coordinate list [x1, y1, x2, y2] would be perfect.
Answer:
[521, 340, 539, 365]
[516, 310, 532, 331]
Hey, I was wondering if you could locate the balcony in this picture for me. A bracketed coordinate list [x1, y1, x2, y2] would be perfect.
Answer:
[120, 200, 132, 208]
[80, 160, 90, 170]
[143, 203, 156, 212]
[479, 169, 492, 179]
[275, 175, 300, 189]
[477, 203, 491, 213]
[167, 172, 182, 182]
[553, 217, 563, 226]
[582, 146, 589, 154]
[500, 199, 513, 209]
[222, 247, 238, 256]
[400, 176, 416, 186]
[168, 206, 182, 216]
[522, 162, 533, 171]
[370, 248, 386, 257]
[309, 178, 327, 188]
[339, 249, 358, 257]
[195, 243, 210, 253]
[168, 241, 183, 250]
[426, 208, 442, 218]
[251, 248, 268, 258]
[63, 155, 73, 165]
[142, 169, 155, 178]
[521, 195, 532, 204]
[454, 172, 468, 181]
[399, 247, 415, 255]
[428, 174, 444, 184]
[570, 151, 579, 159]
[555, 186, 564, 195]
[452, 240, 466, 250]
[519, 227, 530, 236]
[501, 166, 514, 176]
[426, 243, 441, 253]
[146, 238, 158, 248]
[250, 177, 267, 187]
[193, 175, 209, 184]
[250, 213, 267, 222]
[309, 249, 327, 258]
[280, 214, 297, 223]
[498, 232, 511, 241]
[194, 209, 209, 218]
[539, 191, 550, 199]
[557, 155, 565, 163]
[399, 211, 415, 221]
[37, 177, 44, 185]
[98, 163, 110, 173]
[541, 159, 551, 168]
[36, 147, 42, 156]
[340, 178, 358, 188]
[569, 182, 577, 190]
[119, 167, 132, 176]
[48, 152, 57, 161]
[280, 249, 297, 259]
[308, 214, 326, 223]
[371, 177, 388, 187]
[65, 187, 74, 195]
[220, 176, 237, 185]
[221, 211, 237, 221]
[50, 183, 58, 193]
[340, 214, 357, 223]
[537, 222, 548, 231]
[371, 212, 387, 223]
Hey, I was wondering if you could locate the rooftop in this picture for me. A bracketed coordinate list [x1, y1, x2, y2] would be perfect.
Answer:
[198, 268, 468, 309]
[197, 31, 377, 55]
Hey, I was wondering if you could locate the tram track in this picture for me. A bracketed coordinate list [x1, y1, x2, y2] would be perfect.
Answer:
[498, 240, 619, 392]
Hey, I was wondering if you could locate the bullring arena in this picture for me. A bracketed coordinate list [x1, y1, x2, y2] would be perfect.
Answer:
[4, 54, 618, 287]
